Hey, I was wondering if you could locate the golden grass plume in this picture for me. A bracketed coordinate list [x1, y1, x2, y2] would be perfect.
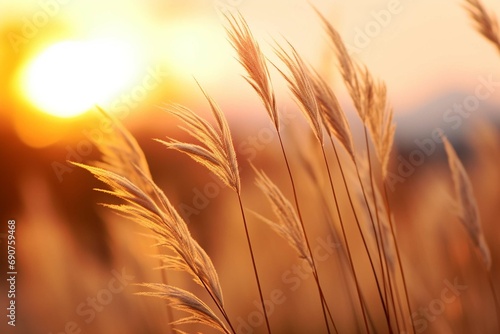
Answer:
[309, 68, 355, 160]
[225, 13, 279, 129]
[315, 9, 395, 178]
[137, 284, 229, 333]
[252, 167, 313, 267]
[464, 0, 500, 53]
[443, 136, 492, 270]
[158, 83, 240, 194]
[274, 42, 324, 144]
[74, 111, 229, 332]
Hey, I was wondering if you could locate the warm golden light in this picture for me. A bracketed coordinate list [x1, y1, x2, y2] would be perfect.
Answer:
[21, 39, 139, 118]
[163, 23, 229, 81]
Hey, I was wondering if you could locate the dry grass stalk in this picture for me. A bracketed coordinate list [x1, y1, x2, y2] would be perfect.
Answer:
[280, 23, 394, 326]
[443, 137, 492, 270]
[353, 159, 396, 272]
[225, 13, 279, 129]
[351, 158, 398, 328]
[273, 26, 395, 332]
[66, 5, 500, 332]
[73, 111, 232, 333]
[137, 284, 230, 333]
[314, 9, 395, 179]
[253, 167, 313, 266]
[464, 0, 500, 53]
[158, 83, 240, 194]
[89, 108, 179, 331]
[313, 8, 362, 119]
[363, 80, 395, 180]
[252, 166, 338, 333]
[72, 165, 229, 328]
[443, 136, 499, 330]
[91, 107, 153, 192]
[225, 14, 336, 333]
[310, 69, 356, 160]
[293, 135, 377, 331]
[162, 83, 273, 333]
[275, 43, 324, 144]
[313, 9, 411, 331]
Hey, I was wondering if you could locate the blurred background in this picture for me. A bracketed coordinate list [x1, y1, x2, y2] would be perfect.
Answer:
[1, 0, 500, 333]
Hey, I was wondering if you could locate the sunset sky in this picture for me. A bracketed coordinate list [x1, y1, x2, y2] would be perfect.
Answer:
[1, 0, 499, 143]
[2, 3, 500, 332]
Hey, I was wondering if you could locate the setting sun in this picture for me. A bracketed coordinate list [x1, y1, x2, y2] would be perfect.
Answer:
[21, 39, 140, 118]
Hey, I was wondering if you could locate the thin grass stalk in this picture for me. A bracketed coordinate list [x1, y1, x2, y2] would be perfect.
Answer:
[198, 277, 235, 334]
[464, 221, 500, 331]
[358, 132, 411, 334]
[382, 182, 414, 334]
[328, 135, 392, 332]
[312, 161, 379, 333]
[236, 194, 273, 334]
[484, 267, 500, 331]
[276, 132, 336, 334]
[78, 109, 232, 333]
[352, 153, 398, 326]
[267, 140, 336, 333]
[326, 137, 389, 323]
[464, 234, 500, 331]
[306, 11, 399, 331]
[151, 190, 236, 334]
[306, 45, 394, 329]
[362, 132, 388, 302]
[306, 38, 396, 331]
[138, 285, 232, 334]
[165, 247, 234, 333]
[443, 136, 496, 330]
[224, 13, 336, 331]
[274, 39, 373, 332]
[92, 110, 177, 332]
[352, 154, 402, 333]
[76, 164, 234, 333]
[301, 140, 373, 332]
[160, 85, 272, 333]
[160, 85, 271, 334]
[354, 156, 388, 305]
[385, 267, 402, 333]
[394, 277, 411, 334]
[318, 143, 370, 333]
[152, 214, 236, 333]
[314, 271, 334, 334]
[319, 191, 372, 333]
[173, 244, 235, 333]
[360, 128, 396, 328]
[158, 256, 175, 334]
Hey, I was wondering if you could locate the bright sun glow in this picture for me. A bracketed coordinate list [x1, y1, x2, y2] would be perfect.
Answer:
[22, 39, 139, 118]
[163, 23, 229, 80]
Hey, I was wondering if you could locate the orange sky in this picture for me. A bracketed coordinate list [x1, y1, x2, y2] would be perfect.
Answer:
[2, 0, 500, 121]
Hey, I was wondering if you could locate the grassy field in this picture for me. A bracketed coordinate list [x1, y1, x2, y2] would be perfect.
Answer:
[2, 0, 500, 333]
